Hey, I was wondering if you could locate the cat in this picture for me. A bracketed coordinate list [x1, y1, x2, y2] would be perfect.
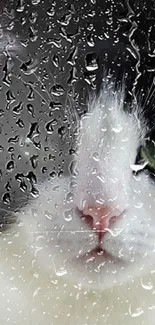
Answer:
[1, 79, 155, 325]
[1, 1, 155, 324]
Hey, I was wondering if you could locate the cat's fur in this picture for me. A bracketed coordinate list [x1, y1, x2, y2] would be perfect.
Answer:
[1, 0, 155, 322]
[1, 82, 155, 324]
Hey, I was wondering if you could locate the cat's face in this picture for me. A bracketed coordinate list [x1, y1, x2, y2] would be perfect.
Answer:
[24, 84, 155, 290]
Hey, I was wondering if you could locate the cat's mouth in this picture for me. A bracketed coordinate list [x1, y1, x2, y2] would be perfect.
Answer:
[78, 245, 117, 262]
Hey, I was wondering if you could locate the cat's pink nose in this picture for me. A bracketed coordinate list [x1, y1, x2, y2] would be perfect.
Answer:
[82, 206, 121, 240]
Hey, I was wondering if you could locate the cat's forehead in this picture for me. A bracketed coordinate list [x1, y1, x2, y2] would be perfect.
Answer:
[77, 86, 144, 155]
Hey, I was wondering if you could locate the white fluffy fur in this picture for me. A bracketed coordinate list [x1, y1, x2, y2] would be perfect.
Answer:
[1, 85, 155, 324]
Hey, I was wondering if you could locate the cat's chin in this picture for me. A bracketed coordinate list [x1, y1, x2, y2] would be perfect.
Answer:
[76, 246, 120, 263]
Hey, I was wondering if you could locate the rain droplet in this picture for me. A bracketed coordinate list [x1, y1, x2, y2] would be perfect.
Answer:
[67, 46, 77, 65]
[29, 11, 38, 24]
[87, 33, 95, 47]
[129, 305, 144, 318]
[65, 192, 74, 203]
[20, 180, 27, 192]
[20, 58, 39, 75]
[58, 126, 66, 138]
[64, 209, 73, 222]
[52, 54, 59, 67]
[47, 37, 61, 48]
[26, 171, 37, 185]
[16, 118, 25, 128]
[2, 192, 11, 204]
[5, 181, 12, 191]
[55, 267, 67, 277]
[6, 160, 15, 172]
[0, 109, 4, 117]
[27, 103, 35, 117]
[45, 119, 57, 134]
[92, 152, 99, 161]
[47, 6, 55, 17]
[67, 67, 78, 85]
[51, 84, 65, 97]
[85, 53, 98, 71]
[44, 211, 53, 220]
[29, 26, 38, 42]
[30, 155, 39, 169]
[49, 171, 57, 178]
[8, 135, 19, 144]
[30, 185, 39, 198]
[112, 125, 123, 133]
[27, 85, 35, 100]
[16, 0, 25, 12]
[58, 13, 72, 26]
[6, 90, 15, 103]
[13, 102, 23, 114]
[27, 122, 40, 141]
[134, 202, 143, 209]
[141, 278, 153, 290]
[31, 0, 40, 4]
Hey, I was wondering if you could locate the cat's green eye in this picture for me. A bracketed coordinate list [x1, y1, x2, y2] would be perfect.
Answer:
[141, 140, 155, 170]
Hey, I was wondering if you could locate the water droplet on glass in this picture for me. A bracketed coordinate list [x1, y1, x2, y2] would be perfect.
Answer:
[27, 122, 40, 141]
[20, 59, 39, 75]
[47, 6, 55, 17]
[58, 13, 72, 26]
[6, 160, 15, 172]
[30, 155, 39, 169]
[52, 54, 59, 67]
[27, 103, 35, 117]
[51, 84, 65, 97]
[29, 26, 38, 42]
[16, 0, 25, 12]
[20, 180, 27, 192]
[2, 192, 11, 204]
[30, 185, 39, 198]
[45, 211, 53, 220]
[0, 109, 4, 117]
[5, 181, 12, 191]
[85, 53, 98, 71]
[27, 85, 35, 100]
[45, 119, 57, 134]
[13, 102, 23, 114]
[29, 11, 38, 24]
[87, 33, 95, 47]
[58, 126, 66, 138]
[55, 267, 67, 277]
[16, 118, 25, 128]
[6, 90, 15, 103]
[92, 152, 99, 161]
[31, 0, 40, 4]
[49, 171, 57, 178]
[0, 145, 4, 152]
[27, 171, 37, 184]
[134, 202, 143, 209]
[65, 192, 74, 203]
[112, 125, 123, 133]
[64, 209, 73, 222]
[129, 305, 144, 318]
[141, 278, 153, 290]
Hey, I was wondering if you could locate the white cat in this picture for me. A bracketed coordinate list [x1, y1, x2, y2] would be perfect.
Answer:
[1, 82, 155, 324]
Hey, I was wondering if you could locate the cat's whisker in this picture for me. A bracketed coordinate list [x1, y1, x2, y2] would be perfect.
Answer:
[11, 73, 50, 107]
[15, 56, 55, 103]
[29, 230, 107, 234]
[143, 77, 155, 109]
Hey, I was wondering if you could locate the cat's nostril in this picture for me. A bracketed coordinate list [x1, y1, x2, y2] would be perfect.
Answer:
[81, 206, 121, 240]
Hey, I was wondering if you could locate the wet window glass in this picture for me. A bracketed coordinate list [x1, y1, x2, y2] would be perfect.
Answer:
[0, 0, 155, 324]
